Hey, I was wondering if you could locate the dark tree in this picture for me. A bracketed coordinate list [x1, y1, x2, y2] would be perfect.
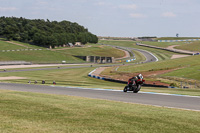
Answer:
[0, 16, 98, 47]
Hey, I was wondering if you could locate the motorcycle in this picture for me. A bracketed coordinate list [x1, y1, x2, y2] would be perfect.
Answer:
[123, 74, 145, 93]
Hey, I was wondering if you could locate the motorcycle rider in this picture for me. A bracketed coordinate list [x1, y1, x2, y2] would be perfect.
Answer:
[128, 74, 143, 86]
[124, 73, 144, 93]
[128, 77, 135, 86]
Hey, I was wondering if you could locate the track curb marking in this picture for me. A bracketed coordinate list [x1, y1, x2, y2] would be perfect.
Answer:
[50, 85, 200, 98]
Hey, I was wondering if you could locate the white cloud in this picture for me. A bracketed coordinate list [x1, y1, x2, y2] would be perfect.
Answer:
[0, 7, 17, 12]
[162, 12, 176, 17]
[38, 1, 48, 5]
[130, 13, 146, 18]
[95, 2, 106, 6]
[119, 4, 137, 10]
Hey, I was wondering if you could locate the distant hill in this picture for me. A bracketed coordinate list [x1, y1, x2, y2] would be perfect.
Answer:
[0, 16, 98, 47]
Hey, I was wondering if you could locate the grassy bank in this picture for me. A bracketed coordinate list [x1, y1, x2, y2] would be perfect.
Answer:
[175, 41, 200, 52]
[117, 55, 200, 73]
[1, 66, 200, 96]
[0, 40, 25, 50]
[141, 87, 200, 96]
[99, 40, 200, 89]
[99, 40, 182, 61]
[0, 40, 125, 63]
[56, 44, 125, 58]
[157, 37, 200, 40]
[112, 55, 200, 86]
[0, 90, 200, 133]
[0, 67, 124, 90]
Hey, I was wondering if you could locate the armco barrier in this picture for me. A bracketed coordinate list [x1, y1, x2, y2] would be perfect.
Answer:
[136, 43, 194, 55]
[158, 39, 200, 42]
[88, 69, 169, 88]
[126, 58, 135, 62]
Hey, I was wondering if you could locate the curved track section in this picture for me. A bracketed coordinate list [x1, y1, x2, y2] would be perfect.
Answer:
[100, 44, 158, 63]
[0, 83, 199, 111]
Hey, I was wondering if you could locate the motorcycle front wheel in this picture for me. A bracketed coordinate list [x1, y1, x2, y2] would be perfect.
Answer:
[123, 86, 128, 92]
[133, 85, 141, 93]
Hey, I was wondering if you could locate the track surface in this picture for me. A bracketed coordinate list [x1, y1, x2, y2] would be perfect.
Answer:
[1, 46, 198, 111]
[0, 44, 157, 73]
[101, 44, 158, 63]
[0, 83, 199, 111]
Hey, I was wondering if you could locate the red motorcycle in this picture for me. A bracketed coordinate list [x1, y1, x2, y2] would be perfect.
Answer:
[123, 74, 145, 93]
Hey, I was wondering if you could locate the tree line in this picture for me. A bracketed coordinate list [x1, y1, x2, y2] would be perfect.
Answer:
[0, 16, 98, 47]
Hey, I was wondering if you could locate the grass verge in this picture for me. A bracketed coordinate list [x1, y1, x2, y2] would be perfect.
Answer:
[99, 40, 181, 61]
[0, 67, 124, 90]
[0, 40, 125, 63]
[175, 41, 200, 52]
[1, 67, 200, 96]
[141, 87, 200, 96]
[0, 90, 200, 133]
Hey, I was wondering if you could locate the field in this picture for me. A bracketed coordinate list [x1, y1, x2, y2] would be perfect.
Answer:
[157, 37, 200, 40]
[0, 40, 26, 50]
[56, 44, 125, 58]
[117, 55, 199, 74]
[99, 40, 200, 88]
[139, 41, 183, 48]
[99, 40, 185, 61]
[0, 50, 83, 63]
[108, 54, 200, 86]
[0, 38, 200, 133]
[0, 90, 200, 133]
[0, 67, 124, 90]
[1, 66, 200, 96]
[0, 40, 125, 63]
[175, 41, 200, 52]
[140, 40, 200, 52]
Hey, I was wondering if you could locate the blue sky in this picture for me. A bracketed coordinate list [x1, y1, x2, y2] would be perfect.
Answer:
[0, 0, 200, 37]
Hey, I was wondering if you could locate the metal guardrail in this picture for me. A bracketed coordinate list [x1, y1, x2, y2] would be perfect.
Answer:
[136, 43, 195, 55]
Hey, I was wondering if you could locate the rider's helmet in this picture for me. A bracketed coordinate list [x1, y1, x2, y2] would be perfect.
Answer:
[138, 74, 143, 79]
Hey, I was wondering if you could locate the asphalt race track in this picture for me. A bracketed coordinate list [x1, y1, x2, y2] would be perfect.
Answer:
[0, 45, 157, 74]
[0, 46, 199, 111]
[100, 44, 158, 63]
[0, 83, 199, 111]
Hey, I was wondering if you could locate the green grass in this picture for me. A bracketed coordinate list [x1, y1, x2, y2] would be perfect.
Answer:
[0, 40, 125, 63]
[0, 90, 200, 133]
[0, 50, 84, 63]
[140, 40, 200, 52]
[113, 54, 200, 89]
[11, 40, 44, 49]
[57, 45, 125, 58]
[1, 66, 200, 96]
[117, 54, 200, 74]
[175, 41, 200, 52]
[99, 40, 134, 47]
[0, 40, 26, 50]
[157, 37, 200, 40]
[130, 49, 146, 62]
[141, 87, 200, 96]
[0, 67, 124, 90]
[99, 40, 182, 61]
[139, 41, 184, 48]
[115, 49, 146, 63]
[98, 40, 200, 84]
[162, 65, 200, 80]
